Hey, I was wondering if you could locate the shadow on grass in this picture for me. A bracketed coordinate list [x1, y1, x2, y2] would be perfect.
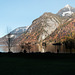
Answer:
[0, 52, 75, 59]
[0, 52, 75, 75]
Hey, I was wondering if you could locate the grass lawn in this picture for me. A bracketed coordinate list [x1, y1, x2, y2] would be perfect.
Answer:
[0, 53, 75, 75]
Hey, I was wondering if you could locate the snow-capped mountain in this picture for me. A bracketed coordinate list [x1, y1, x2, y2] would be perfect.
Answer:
[9, 26, 29, 38]
[11, 26, 29, 34]
[57, 4, 75, 16]
[0, 26, 29, 45]
[1, 26, 29, 41]
[10, 26, 29, 38]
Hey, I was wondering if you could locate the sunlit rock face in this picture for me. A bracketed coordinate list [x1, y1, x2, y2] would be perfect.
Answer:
[24, 12, 63, 42]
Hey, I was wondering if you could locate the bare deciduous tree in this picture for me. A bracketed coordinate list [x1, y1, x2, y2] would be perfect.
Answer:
[6, 33, 12, 52]
[5, 27, 14, 52]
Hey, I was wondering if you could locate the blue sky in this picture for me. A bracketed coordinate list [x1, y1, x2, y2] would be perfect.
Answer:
[0, 0, 75, 37]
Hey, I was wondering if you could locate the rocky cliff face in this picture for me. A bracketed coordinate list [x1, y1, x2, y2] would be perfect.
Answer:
[18, 12, 65, 44]
[45, 18, 75, 42]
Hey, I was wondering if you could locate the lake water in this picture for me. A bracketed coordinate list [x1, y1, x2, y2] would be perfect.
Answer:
[0, 45, 21, 53]
[0, 45, 5, 52]
[0, 45, 8, 52]
[0, 44, 75, 53]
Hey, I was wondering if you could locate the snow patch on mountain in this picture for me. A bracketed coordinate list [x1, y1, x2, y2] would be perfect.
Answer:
[12, 26, 29, 34]
[62, 11, 73, 16]
[57, 4, 75, 16]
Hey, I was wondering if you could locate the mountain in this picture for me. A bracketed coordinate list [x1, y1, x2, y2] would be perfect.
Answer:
[17, 5, 75, 44]
[15, 12, 66, 44]
[0, 26, 29, 44]
[10, 26, 29, 38]
[4, 5, 75, 44]
[6, 26, 29, 38]
[57, 4, 75, 16]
